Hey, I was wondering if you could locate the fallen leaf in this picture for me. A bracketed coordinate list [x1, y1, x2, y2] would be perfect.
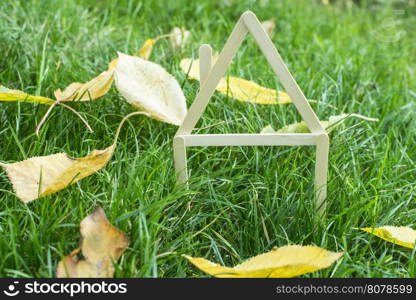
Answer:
[0, 145, 115, 203]
[180, 57, 216, 80]
[54, 70, 114, 101]
[108, 58, 119, 71]
[72, 35, 169, 101]
[57, 207, 129, 278]
[115, 52, 187, 125]
[170, 27, 191, 49]
[108, 35, 168, 70]
[217, 77, 292, 104]
[261, 113, 379, 134]
[1, 85, 96, 134]
[0, 111, 148, 203]
[3, 34, 167, 106]
[261, 19, 275, 36]
[360, 226, 416, 249]
[134, 38, 157, 60]
[260, 125, 276, 134]
[180, 57, 291, 104]
[184, 245, 343, 278]
[0, 85, 54, 104]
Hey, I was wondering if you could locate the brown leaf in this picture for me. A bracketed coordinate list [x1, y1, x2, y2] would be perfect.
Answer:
[57, 207, 129, 278]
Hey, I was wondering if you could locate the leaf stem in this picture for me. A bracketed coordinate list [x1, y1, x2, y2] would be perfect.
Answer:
[113, 112, 150, 145]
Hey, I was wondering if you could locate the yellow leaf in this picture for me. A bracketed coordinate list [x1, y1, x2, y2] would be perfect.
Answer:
[184, 245, 343, 278]
[261, 113, 379, 134]
[0, 145, 115, 203]
[0, 85, 55, 104]
[135, 34, 172, 60]
[57, 207, 129, 278]
[169, 27, 191, 49]
[54, 70, 114, 101]
[360, 226, 416, 249]
[134, 38, 157, 60]
[261, 19, 275, 36]
[61, 36, 164, 101]
[108, 35, 168, 72]
[115, 52, 187, 125]
[108, 58, 119, 71]
[180, 57, 291, 104]
[217, 77, 292, 104]
[0, 111, 147, 203]
[179, 57, 209, 80]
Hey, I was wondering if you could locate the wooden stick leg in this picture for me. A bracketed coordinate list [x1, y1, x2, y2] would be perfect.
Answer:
[173, 136, 188, 184]
[315, 134, 329, 214]
[199, 44, 212, 84]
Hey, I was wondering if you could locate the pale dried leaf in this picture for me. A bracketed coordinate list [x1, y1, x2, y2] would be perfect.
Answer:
[184, 245, 343, 278]
[134, 38, 157, 60]
[57, 207, 129, 278]
[260, 125, 276, 134]
[170, 27, 191, 49]
[261, 113, 379, 134]
[115, 52, 187, 125]
[360, 226, 416, 249]
[0, 85, 54, 104]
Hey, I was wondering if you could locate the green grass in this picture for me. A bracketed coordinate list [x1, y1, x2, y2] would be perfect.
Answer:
[0, 0, 415, 278]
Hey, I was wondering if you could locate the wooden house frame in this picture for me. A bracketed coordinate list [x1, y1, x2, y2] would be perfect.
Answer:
[173, 11, 329, 213]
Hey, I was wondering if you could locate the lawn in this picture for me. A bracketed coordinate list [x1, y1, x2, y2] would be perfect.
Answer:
[0, 0, 415, 278]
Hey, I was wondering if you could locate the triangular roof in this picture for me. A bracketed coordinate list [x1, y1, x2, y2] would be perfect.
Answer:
[177, 10, 325, 136]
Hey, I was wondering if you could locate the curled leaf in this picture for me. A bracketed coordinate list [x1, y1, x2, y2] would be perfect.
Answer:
[261, 113, 379, 134]
[0, 145, 115, 203]
[115, 52, 187, 125]
[180, 57, 291, 104]
[54, 70, 114, 101]
[57, 207, 129, 278]
[0, 85, 54, 104]
[360, 226, 416, 249]
[184, 245, 343, 278]
[170, 27, 191, 49]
